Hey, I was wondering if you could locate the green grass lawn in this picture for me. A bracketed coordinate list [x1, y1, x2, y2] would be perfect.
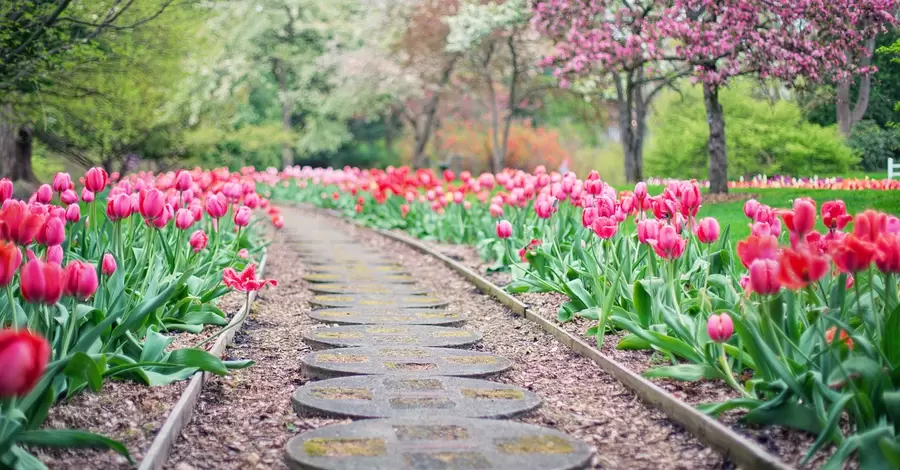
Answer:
[628, 185, 900, 242]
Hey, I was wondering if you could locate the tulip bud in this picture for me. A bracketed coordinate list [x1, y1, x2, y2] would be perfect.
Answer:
[36, 217, 65, 247]
[238, 248, 249, 259]
[175, 208, 194, 230]
[205, 193, 227, 219]
[791, 198, 816, 236]
[743, 199, 760, 219]
[45, 245, 63, 265]
[139, 189, 165, 220]
[749, 259, 781, 295]
[106, 194, 133, 221]
[0, 241, 22, 287]
[0, 179, 12, 203]
[62, 260, 98, 300]
[634, 181, 648, 201]
[60, 190, 78, 205]
[36, 184, 53, 204]
[65, 204, 81, 223]
[496, 220, 513, 239]
[20, 258, 64, 304]
[190, 230, 208, 253]
[102, 253, 117, 276]
[174, 170, 193, 192]
[0, 329, 51, 398]
[243, 193, 260, 209]
[234, 206, 251, 227]
[707, 313, 734, 343]
[84, 167, 109, 193]
[696, 217, 720, 244]
[81, 188, 94, 202]
[272, 215, 284, 229]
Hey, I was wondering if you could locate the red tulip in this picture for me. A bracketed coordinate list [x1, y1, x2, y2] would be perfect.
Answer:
[749, 259, 781, 295]
[648, 224, 686, 260]
[52, 173, 73, 193]
[222, 263, 277, 292]
[35, 217, 65, 247]
[139, 189, 165, 220]
[0, 201, 45, 245]
[696, 217, 720, 244]
[707, 313, 734, 343]
[174, 170, 193, 192]
[105, 194, 132, 221]
[443, 170, 456, 183]
[496, 220, 513, 239]
[0, 241, 21, 287]
[20, 258, 64, 304]
[825, 327, 854, 350]
[777, 246, 829, 290]
[65, 204, 80, 223]
[234, 206, 251, 227]
[272, 215, 284, 229]
[0, 329, 50, 398]
[190, 230, 208, 253]
[35, 184, 52, 204]
[875, 234, 900, 273]
[736, 235, 779, 269]
[62, 260, 98, 300]
[853, 210, 887, 242]
[102, 253, 117, 276]
[591, 216, 618, 239]
[0, 179, 12, 203]
[175, 209, 194, 230]
[680, 181, 701, 217]
[821, 200, 851, 231]
[84, 167, 109, 193]
[833, 235, 877, 273]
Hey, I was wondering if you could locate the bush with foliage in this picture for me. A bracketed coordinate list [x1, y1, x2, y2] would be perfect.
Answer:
[647, 83, 858, 179]
[847, 120, 900, 171]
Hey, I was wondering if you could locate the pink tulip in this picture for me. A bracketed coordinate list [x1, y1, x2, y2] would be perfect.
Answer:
[174, 170, 193, 192]
[60, 190, 78, 205]
[0, 241, 22, 287]
[0, 329, 51, 398]
[749, 259, 781, 295]
[696, 217, 720, 244]
[190, 230, 208, 253]
[45, 245, 63, 265]
[205, 193, 227, 219]
[175, 209, 194, 230]
[36, 217, 65, 247]
[52, 173, 73, 193]
[81, 189, 95, 202]
[0, 179, 12, 203]
[637, 219, 660, 245]
[707, 313, 734, 343]
[791, 198, 816, 236]
[150, 204, 173, 229]
[634, 181, 648, 201]
[35, 185, 52, 204]
[62, 260, 98, 300]
[106, 194, 132, 221]
[238, 248, 249, 259]
[244, 193, 260, 209]
[496, 220, 513, 239]
[84, 167, 109, 193]
[102, 253, 117, 276]
[65, 204, 80, 223]
[234, 206, 251, 227]
[20, 258, 63, 304]
[489, 203, 504, 218]
[648, 224, 686, 259]
[591, 216, 618, 239]
[743, 199, 760, 219]
[139, 189, 165, 220]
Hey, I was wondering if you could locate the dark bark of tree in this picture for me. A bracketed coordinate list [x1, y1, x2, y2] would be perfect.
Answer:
[408, 55, 459, 168]
[615, 74, 648, 184]
[836, 36, 876, 136]
[0, 103, 37, 183]
[273, 59, 294, 169]
[384, 108, 395, 154]
[703, 82, 728, 194]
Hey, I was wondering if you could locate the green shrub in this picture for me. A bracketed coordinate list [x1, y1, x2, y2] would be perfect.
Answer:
[646, 82, 858, 178]
[847, 120, 900, 171]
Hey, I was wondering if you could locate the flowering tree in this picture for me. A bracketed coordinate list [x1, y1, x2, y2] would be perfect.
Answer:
[533, 0, 687, 184]
[659, 0, 895, 193]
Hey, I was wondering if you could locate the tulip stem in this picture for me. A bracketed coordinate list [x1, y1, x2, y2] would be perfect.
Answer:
[6, 284, 18, 330]
[59, 302, 76, 359]
[193, 291, 251, 350]
[718, 344, 751, 398]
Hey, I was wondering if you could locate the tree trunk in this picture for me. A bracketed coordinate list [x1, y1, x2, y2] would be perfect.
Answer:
[274, 59, 294, 169]
[836, 36, 876, 136]
[616, 76, 642, 184]
[0, 105, 37, 184]
[703, 82, 728, 194]
[411, 55, 459, 168]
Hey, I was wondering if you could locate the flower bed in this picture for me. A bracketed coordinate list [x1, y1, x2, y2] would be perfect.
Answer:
[270, 165, 900, 469]
[0, 167, 280, 467]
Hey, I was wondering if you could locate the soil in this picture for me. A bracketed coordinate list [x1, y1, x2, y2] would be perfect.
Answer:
[417, 233, 842, 469]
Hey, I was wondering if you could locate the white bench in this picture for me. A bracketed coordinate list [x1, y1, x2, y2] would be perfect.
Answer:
[890, 158, 900, 180]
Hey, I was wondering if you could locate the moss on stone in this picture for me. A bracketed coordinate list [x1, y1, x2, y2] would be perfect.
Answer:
[310, 387, 373, 400]
[460, 389, 524, 400]
[303, 438, 387, 457]
[495, 435, 574, 455]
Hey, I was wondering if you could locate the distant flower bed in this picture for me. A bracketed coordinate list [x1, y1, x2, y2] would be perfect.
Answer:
[646, 174, 900, 190]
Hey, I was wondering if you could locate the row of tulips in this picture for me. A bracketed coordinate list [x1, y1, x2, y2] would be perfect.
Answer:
[0, 166, 280, 468]
[645, 174, 900, 191]
[267, 165, 900, 469]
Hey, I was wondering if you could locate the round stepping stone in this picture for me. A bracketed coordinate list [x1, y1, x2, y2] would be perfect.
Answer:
[301, 346, 512, 379]
[303, 325, 481, 349]
[303, 273, 416, 284]
[284, 417, 592, 470]
[310, 295, 447, 309]
[293, 375, 540, 419]
[308, 308, 466, 326]
[308, 283, 429, 296]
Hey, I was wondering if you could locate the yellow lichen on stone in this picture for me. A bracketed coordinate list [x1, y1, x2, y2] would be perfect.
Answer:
[495, 435, 574, 455]
[460, 389, 524, 400]
[316, 353, 369, 363]
[310, 387, 373, 400]
[303, 438, 387, 457]
[444, 356, 496, 365]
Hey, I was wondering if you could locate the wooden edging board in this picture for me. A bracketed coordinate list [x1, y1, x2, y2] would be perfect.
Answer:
[302, 205, 792, 470]
[137, 251, 269, 470]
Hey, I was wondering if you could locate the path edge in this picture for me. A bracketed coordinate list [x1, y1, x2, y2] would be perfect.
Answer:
[137, 250, 269, 470]
[306, 206, 792, 470]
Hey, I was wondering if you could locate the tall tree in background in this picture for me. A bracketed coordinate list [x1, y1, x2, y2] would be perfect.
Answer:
[0, 0, 175, 182]
[660, 0, 894, 193]
[533, 0, 686, 184]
